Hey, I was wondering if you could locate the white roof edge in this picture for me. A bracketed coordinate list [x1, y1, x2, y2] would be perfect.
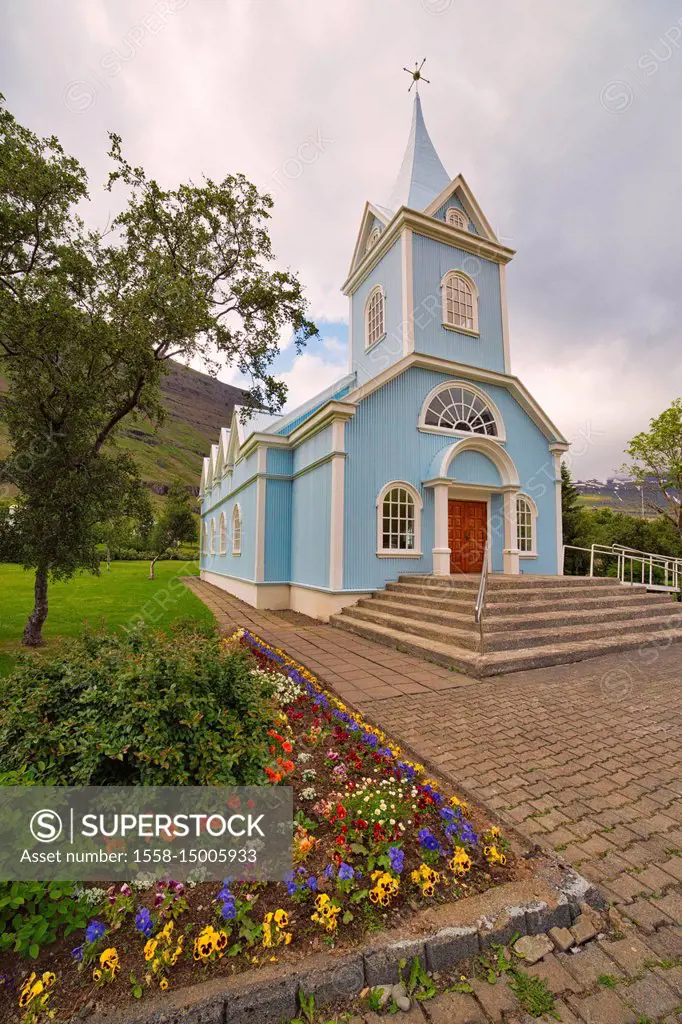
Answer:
[262, 371, 357, 436]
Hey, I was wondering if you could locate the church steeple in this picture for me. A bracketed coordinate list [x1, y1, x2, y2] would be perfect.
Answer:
[386, 91, 451, 214]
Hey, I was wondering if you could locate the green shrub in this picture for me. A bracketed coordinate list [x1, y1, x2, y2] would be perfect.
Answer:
[0, 627, 276, 786]
[0, 881, 90, 959]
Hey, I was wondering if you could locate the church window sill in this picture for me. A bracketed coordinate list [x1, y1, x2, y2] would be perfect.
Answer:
[441, 323, 480, 338]
[376, 550, 423, 558]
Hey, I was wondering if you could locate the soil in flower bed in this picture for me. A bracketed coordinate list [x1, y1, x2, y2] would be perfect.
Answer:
[0, 630, 527, 1023]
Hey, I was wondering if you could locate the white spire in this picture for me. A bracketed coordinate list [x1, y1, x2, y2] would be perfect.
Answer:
[387, 91, 451, 214]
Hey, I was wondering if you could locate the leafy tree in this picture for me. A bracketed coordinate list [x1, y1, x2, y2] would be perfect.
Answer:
[561, 462, 582, 545]
[0, 97, 316, 645]
[624, 398, 682, 538]
[94, 500, 154, 570]
[148, 480, 197, 579]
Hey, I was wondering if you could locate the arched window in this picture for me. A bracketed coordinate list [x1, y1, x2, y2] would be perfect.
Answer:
[232, 504, 242, 556]
[365, 285, 385, 349]
[446, 207, 468, 231]
[516, 495, 537, 555]
[376, 482, 422, 556]
[219, 511, 227, 555]
[203, 521, 208, 556]
[209, 518, 216, 555]
[365, 226, 382, 253]
[421, 383, 500, 437]
[441, 271, 478, 333]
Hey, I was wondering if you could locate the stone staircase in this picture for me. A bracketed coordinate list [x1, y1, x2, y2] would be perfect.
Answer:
[330, 574, 682, 677]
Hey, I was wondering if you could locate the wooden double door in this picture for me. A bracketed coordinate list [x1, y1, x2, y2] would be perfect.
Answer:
[448, 499, 487, 575]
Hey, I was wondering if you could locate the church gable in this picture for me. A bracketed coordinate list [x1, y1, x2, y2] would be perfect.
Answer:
[348, 203, 390, 275]
[425, 175, 498, 243]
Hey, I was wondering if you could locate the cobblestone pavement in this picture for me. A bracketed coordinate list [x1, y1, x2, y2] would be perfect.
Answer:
[186, 579, 682, 1021]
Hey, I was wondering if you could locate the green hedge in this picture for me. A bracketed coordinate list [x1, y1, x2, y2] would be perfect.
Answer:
[0, 626, 276, 786]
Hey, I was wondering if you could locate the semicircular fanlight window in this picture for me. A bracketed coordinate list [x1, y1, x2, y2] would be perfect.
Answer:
[424, 387, 498, 436]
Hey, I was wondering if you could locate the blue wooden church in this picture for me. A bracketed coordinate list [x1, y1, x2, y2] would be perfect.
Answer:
[200, 90, 569, 620]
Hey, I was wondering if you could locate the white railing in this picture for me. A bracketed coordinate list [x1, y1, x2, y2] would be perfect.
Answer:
[563, 542, 682, 593]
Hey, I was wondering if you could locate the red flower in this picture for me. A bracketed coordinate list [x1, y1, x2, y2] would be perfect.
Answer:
[282, 741, 293, 754]
[335, 804, 347, 820]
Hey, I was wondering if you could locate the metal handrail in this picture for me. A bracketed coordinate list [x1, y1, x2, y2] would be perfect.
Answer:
[562, 542, 682, 593]
[474, 539, 490, 651]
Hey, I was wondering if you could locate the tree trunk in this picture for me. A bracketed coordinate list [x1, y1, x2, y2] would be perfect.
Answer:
[22, 567, 49, 647]
[149, 555, 159, 580]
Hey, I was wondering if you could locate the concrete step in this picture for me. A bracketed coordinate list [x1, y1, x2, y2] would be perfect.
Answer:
[376, 587, 671, 617]
[485, 614, 682, 651]
[363, 596, 679, 633]
[340, 605, 481, 650]
[387, 579, 647, 604]
[402, 574, 619, 591]
[481, 627, 682, 675]
[341, 603, 682, 653]
[330, 612, 682, 678]
[329, 614, 483, 674]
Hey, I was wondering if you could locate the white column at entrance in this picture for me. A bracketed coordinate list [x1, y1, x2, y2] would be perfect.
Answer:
[432, 482, 450, 575]
[502, 488, 520, 575]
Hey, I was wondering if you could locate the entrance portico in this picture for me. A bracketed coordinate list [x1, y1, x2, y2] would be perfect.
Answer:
[424, 437, 521, 577]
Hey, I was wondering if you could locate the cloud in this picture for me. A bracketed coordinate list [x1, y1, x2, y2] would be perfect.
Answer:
[279, 352, 349, 412]
[3, 0, 681, 476]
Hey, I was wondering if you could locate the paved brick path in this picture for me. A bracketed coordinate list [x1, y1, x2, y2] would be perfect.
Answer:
[186, 579, 682, 1021]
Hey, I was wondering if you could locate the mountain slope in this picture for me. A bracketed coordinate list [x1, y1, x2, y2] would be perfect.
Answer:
[0, 362, 248, 496]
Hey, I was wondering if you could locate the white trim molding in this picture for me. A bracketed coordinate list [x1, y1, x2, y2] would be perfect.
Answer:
[515, 492, 538, 558]
[401, 227, 415, 356]
[199, 570, 371, 622]
[342, 204, 514, 298]
[418, 379, 506, 442]
[428, 435, 520, 490]
[441, 270, 479, 335]
[328, 418, 346, 591]
[499, 264, 512, 374]
[445, 207, 468, 231]
[376, 480, 423, 557]
[345, 353, 568, 446]
[365, 284, 386, 350]
[231, 503, 242, 557]
[219, 510, 227, 555]
[549, 444, 565, 575]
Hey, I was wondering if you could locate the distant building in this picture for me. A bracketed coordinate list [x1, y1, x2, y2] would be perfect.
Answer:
[199, 92, 568, 618]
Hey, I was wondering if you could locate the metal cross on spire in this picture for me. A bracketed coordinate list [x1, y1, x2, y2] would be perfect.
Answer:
[403, 58, 430, 92]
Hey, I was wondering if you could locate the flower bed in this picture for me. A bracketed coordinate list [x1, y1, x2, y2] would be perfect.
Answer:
[0, 628, 520, 1023]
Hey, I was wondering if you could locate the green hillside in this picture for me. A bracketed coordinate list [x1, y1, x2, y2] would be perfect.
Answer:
[0, 361, 247, 499]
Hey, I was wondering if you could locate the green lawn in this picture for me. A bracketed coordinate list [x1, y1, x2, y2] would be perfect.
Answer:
[0, 561, 214, 677]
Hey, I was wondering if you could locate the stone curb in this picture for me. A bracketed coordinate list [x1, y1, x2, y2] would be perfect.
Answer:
[90, 864, 590, 1024]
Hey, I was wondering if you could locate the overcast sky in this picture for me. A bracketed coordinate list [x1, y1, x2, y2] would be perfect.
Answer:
[3, 0, 682, 479]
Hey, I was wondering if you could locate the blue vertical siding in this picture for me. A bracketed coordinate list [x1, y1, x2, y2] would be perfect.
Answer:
[291, 462, 331, 588]
[433, 195, 479, 234]
[343, 366, 558, 589]
[351, 239, 404, 385]
[267, 448, 293, 475]
[265, 478, 292, 582]
[448, 450, 502, 487]
[411, 234, 505, 373]
[201, 481, 257, 582]
[293, 427, 333, 474]
[490, 493, 505, 572]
